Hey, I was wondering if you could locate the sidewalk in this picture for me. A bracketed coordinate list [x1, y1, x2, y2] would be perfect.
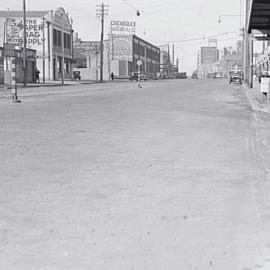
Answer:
[0, 80, 108, 99]
[16, 79, 100, 88]
[244, 81, 270, 114]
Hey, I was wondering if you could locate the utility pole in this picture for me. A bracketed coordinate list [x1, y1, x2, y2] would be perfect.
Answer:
[172, 44, 175, 66]
[167, 44, 171, 77]
[23, 0, 27, 87]
[42, 17, 45, 84]
[244, 0, 250, 85]
[96, 3, 109, 82]
[61, 13, 64, 85]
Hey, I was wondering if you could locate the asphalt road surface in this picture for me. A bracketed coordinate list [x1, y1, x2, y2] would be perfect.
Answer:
[1, 79, 270, 270]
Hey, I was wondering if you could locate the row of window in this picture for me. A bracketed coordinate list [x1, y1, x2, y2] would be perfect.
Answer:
[131, 60, 159, 73]
[133, 43, 160, 61]
[53, 29, 71, 49]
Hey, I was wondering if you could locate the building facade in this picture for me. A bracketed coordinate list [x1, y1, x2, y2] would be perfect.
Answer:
[72, 34, 110, 80]
[110, 35, 160, 79]
[0, 8, 73, 81]
[0, 46, 37, 85]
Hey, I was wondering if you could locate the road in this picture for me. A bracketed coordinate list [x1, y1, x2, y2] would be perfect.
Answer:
[0, 79, 270, 270]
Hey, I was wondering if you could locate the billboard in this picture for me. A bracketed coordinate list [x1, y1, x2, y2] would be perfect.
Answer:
[201, 47, 218, 64]
[111, 35, 133, 61]
[111, 21, 136, 35]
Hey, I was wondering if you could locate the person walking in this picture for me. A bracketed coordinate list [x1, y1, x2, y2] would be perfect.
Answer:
[35, 68, 40, 84]
[110, 72, 114, 81]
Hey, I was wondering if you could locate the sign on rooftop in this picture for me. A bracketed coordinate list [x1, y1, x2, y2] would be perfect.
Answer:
[111, 20, 136, 35]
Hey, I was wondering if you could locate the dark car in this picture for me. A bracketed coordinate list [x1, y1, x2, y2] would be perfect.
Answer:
[192, 72, 198, 79]
[73, 71, 81, 80]
[177, 72, 187, 79]
[129, 72, 147, 81]
[229, 70, 242, 85]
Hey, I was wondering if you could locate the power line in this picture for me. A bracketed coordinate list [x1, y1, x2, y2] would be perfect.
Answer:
[157, 32, 237, 44]
[121, 0, 137, 11]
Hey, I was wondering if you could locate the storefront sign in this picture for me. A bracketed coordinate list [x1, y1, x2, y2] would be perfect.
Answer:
[111, 35, 133, 61]
[111, 21, 136, 35]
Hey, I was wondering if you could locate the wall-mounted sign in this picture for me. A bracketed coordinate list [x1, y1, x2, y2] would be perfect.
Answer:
[111, 35, 133, 61]
[74, 41, 100, 53]
[111, 20, 136, 35]
[5, 17, 44, 49]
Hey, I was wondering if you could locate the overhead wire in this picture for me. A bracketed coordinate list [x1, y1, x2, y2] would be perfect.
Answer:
[155, 31, 238, 44]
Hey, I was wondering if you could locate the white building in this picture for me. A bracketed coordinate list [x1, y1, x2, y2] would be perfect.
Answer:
[0, 8, 74, 81]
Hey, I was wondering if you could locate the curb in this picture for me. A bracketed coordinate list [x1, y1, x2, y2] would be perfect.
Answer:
[243, 84, 270, 114]
[16, 81, 103, 88]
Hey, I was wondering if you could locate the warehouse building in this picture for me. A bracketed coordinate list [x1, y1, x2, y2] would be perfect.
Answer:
[0, 7, 73, 81]
[110, 34, 160, 79]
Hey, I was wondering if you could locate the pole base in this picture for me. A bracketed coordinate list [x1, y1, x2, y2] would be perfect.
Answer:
[12, 99, 22, 103]
[12, 94, 21, 103]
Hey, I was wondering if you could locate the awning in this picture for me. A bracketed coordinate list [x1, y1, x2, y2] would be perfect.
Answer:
[248, 0, 270, 34]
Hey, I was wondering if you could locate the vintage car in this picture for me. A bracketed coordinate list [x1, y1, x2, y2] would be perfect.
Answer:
[229, 70, 242, 85]
[129, 72, 147, 81]
[73, 71, 81, 80]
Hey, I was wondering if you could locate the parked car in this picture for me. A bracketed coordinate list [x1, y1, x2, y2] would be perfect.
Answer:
[129, 72, 147, 81]
[177, 72, 188, 79]
[229, 70, 242, 85]
[73, 71, 81, 80]
[192, 72, 198, 79]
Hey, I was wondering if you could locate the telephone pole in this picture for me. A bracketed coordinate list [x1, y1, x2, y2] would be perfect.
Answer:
[23, 0, 27, 87]
[42, 17, 46, 84]
[61, 13, 64, 85]
[244, 0, 251, 85]
[96, 3, 109, 82]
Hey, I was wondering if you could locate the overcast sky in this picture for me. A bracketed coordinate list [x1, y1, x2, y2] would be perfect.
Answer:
[1, 0, 246, 74]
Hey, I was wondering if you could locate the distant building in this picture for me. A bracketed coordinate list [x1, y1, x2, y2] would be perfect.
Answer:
[110, 35, 160, 79]
[159, 48, 173, 79]
[72, 33, 110, 80]
[0, 46, 37, 85]
[72, 33, 160, 80]
[198, 43, 219, 78]
[0, 8, 74, 81]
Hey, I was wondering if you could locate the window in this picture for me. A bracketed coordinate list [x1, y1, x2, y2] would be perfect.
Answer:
[57, 31, 61, 46]
[53, 29, 57, 45]
[64, 33, 67, 48]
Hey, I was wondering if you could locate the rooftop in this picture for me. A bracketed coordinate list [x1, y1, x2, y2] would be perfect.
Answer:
[0, 10, 49, 18]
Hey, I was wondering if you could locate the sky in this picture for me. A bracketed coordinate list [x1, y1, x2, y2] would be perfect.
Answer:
[1, 0, 247, 74]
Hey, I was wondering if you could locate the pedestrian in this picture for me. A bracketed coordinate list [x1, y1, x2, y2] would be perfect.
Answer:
[110, 72, 114, 81]
[35, 68, 40, 84]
